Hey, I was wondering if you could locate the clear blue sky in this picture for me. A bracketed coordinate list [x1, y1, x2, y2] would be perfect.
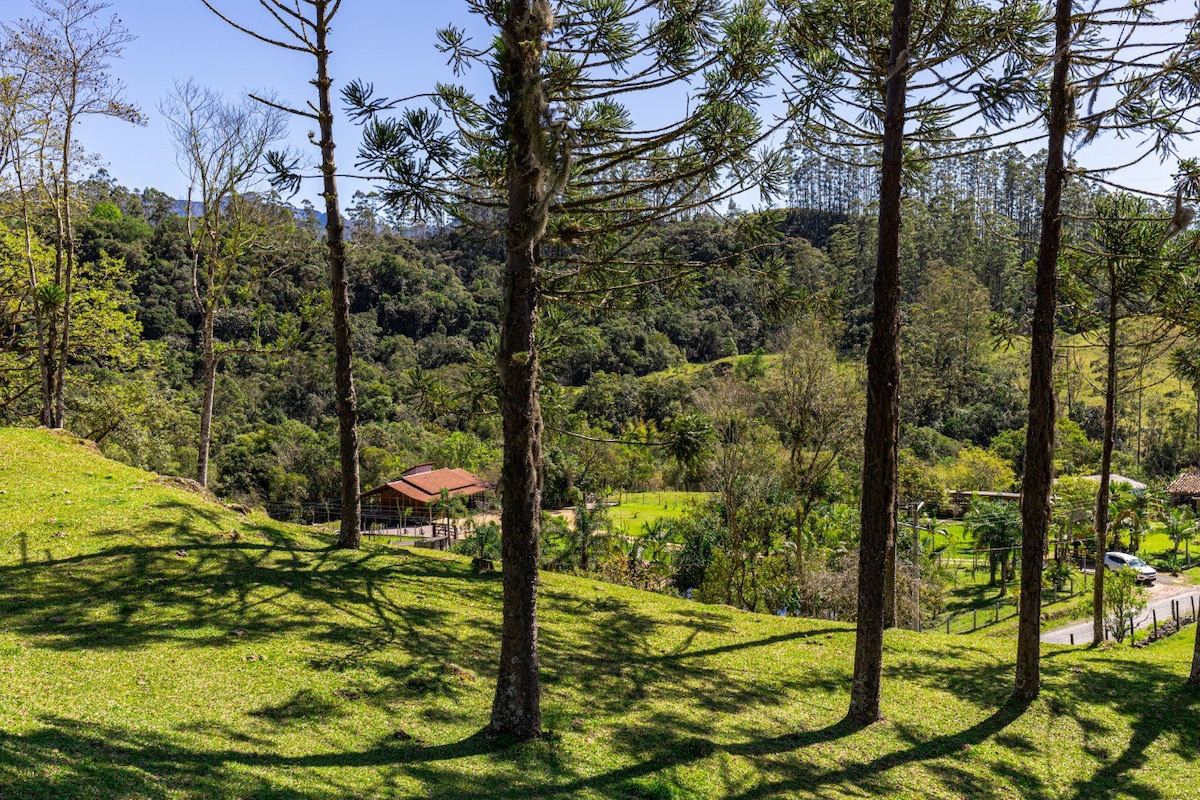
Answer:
[61, 0, 485, 205]
[25, 0, 1198, 209]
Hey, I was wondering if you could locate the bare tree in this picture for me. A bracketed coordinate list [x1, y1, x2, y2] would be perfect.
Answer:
[161, 80, 287, 488]
[201, 0, 364, 549]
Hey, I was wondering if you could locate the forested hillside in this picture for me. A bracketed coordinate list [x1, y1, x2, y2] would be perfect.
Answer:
[4, 147, 1196, 511]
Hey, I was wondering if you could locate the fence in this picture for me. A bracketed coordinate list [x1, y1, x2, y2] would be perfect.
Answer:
[933, 573, 1086, 635]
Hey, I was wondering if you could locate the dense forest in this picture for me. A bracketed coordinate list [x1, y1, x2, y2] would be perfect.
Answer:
[4, 149, 1197, 512]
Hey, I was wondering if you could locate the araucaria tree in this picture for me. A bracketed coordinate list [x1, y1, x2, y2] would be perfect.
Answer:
[350, 0, 783, 738]
[1008, 0, 1200, 689]
[775, 0, 1042, 723]
[1014, 0, 1071, 700]
[1064, 194, 1180, 644]
[201, 0, 366, 550]
[161, 80, 288, 488]
[849, 0, 908, 724]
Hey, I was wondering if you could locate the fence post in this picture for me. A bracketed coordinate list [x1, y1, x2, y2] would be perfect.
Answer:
[1070, 633, 1075, 645]
[994, 602, 999, 624]
[946, 618, 951, 634]
[973, 609, 978, 631]
[1152, 609, 1157, 635]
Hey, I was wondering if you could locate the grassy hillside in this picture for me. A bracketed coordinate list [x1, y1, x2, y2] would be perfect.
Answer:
[992, 324, 1196, 429]
[2, 428, 1199, 799]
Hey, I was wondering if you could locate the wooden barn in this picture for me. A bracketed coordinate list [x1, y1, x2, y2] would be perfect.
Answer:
[361, 463, 493, 527]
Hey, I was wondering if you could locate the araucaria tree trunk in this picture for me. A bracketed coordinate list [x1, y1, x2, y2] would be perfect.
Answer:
[1015, 0, 1071, 698]
[849, 0, 910, 726]
[313, 3, 362, 551]
[1190, 623, 1200, 684]
[1093, 281, 1119, 643]
[490, 0, 551, 740]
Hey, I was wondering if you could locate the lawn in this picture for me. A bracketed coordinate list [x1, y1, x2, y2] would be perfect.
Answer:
[604, 490, 711, 534]
[2, 428, 1200, 798]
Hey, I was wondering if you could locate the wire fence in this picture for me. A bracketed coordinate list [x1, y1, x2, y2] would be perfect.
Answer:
[933, 575, 1087, 635]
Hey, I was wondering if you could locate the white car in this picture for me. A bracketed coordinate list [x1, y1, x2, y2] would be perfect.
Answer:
[1103, 551, 1157, 583]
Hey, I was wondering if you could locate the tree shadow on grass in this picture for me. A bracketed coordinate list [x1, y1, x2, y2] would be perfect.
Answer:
[537, 595, 856, 719]
[0, 700, 1036, 800]
[1060, 659, 1200, 799]
[0, 525, 496, 669]
[6, 506, 1199, 798]
[5, 617, 1198, 799]
[0, 714, 566, 800]
[885, 635, 1200, 799]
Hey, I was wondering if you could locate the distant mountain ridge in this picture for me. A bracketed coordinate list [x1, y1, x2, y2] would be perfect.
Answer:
[167, 197, 327, 227]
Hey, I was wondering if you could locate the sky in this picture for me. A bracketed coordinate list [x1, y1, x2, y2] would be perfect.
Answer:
[12, 0, 1199, 210]
[40, 0, 485, 206]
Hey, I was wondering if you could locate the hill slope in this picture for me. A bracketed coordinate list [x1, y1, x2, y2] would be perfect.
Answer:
[1, 428, 1198, 799]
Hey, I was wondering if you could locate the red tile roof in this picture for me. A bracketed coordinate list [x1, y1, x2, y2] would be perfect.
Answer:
[362, 467, 493, 504]
[1169, 471, 1200, 496]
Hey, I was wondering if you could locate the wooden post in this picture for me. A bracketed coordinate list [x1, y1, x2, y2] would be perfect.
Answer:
[994, 602, 999, 624]
[912, 502, 923, 632]
[946, 618, 951, 634]
[973, 609, 978, 631]
[1152, 609, 1157, 635]
[1070, 632, 1075, 645]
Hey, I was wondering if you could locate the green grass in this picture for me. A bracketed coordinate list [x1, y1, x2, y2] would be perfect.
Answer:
[604, 491, 710, 533]
[3, 428, 1200, 798]
[991, 325, 1197, 424]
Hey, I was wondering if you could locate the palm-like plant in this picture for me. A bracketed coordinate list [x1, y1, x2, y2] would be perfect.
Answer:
[966, 499, 1023, 596]
[634, 519, 675, 566]
[1111, 489, 1149, 553]
[1162, 507, 1197, 570]
[573, 494, 608, 572]
[432, 487, 467, 539]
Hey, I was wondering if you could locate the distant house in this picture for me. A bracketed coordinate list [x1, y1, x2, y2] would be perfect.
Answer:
[1080, 473, 1147, 493]
[1168, 471, 1200, 511]
[361, 463, 493, 526]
